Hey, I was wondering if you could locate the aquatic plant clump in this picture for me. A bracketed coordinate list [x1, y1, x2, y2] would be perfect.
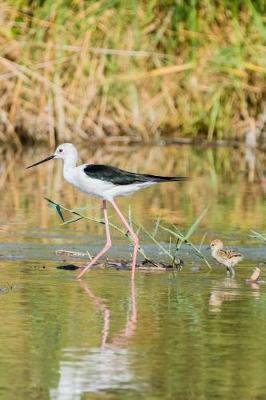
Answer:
[0, 1, 265, 146]
[46, 198, 211, 271]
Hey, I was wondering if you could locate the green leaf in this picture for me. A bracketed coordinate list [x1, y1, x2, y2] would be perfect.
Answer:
[184, 206, 209, 240]
[44, 197, 65, 222]
[62, 217, 84, 225]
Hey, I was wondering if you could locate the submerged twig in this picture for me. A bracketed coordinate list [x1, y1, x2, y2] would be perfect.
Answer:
[56, 249, 93, 260]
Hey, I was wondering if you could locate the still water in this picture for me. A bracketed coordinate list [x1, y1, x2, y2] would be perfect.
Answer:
[0, 144, 265, 399]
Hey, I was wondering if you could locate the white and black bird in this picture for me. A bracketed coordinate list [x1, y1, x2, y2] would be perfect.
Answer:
[26, 143, 189, 279]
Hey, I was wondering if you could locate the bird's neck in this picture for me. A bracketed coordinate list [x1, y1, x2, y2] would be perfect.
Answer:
[211, 248, 219, 256]
[63, 155, 78, 171]
[212, 247, 222, 256]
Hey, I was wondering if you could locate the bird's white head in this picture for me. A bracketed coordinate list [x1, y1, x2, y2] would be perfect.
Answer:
[210, 239, 224, 251]
[54, 143, 78, 164]
[26, 143, 78, 169]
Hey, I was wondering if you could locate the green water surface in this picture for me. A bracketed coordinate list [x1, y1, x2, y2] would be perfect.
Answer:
[0, 144, 265, 400]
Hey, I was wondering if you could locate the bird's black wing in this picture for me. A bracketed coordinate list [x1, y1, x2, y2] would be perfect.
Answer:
[83, 164, 188, 185]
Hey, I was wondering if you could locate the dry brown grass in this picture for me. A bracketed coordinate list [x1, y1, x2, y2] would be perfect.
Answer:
[0, 1, 265, 147]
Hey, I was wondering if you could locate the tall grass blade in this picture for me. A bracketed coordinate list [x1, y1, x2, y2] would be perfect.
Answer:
[183, 206, 209, 240]
[250, 230, 266, 242]
[159, 206, 212, 270]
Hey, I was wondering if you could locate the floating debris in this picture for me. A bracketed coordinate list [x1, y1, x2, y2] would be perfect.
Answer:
[136, 259, 184, 271]
[249, 267, 261, 283]
[56, 258, 184, 272]
[0, 283, 15, 293]
[246, 267, 264, 285]
[56, 249, 91, 259]
[56, 264, 80, 271]
[257, 262, 266, 267]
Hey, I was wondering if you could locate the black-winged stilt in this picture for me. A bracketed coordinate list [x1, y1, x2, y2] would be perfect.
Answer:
[26, 143, 188, 280]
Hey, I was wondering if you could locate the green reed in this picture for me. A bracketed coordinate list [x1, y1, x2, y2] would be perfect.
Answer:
[250, 230, 266, 242]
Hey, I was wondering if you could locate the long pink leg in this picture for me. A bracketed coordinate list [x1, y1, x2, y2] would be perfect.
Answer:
[76, 200, 112, 280]
[110, 199, 139, 280]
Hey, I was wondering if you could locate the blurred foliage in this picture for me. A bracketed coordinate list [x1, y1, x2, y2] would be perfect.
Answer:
[0, 0, 265, 145]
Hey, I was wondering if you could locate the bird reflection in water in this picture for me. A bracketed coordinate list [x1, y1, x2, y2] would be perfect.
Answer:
[79, 278, 137, 347]
[50, 279, 138, 400]
[209, 273, 261, 313]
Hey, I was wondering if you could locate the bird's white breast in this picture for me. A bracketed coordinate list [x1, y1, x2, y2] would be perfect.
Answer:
[63, 165, 115, 199]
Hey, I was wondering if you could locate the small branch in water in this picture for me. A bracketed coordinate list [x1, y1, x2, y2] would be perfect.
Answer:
[56, 249, 93, 260]
[56, 258, 184, 272]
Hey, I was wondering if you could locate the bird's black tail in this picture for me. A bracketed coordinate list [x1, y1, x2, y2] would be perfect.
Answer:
[141, 174, 189, 182]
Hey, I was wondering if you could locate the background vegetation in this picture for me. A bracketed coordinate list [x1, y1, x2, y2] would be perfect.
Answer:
[0, 0, 265, 147]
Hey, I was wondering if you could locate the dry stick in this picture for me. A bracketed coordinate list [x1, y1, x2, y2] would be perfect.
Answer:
[53, 44, 173, 59]
[56, 249, 93, 261]
[0, 110, 22, 148]
[54, 74, 66, 142]
[113, 62, 194, 82]
[154, 9, 174, 45]
[47, 93, 56, 149]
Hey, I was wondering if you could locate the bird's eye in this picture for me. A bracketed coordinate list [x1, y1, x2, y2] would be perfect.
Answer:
[59, 149, 63, 153]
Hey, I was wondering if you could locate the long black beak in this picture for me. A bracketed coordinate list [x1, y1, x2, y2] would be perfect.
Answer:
[26, 155, 55, 169]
